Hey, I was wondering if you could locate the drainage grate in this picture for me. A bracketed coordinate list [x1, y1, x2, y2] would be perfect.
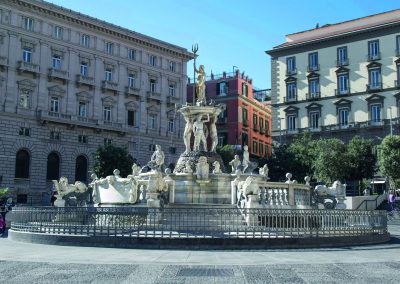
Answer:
[177, 268, 235, 277]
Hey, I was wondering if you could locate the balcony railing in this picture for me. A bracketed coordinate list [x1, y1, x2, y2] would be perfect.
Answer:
[366, 83, 382, 92]
[167, 96, 180, 105]
[48, 68, 69, 82]
[125, 86, 140, 98]
[18, 60, 39, 75]
[307, 64, 320, 72]
[284, 95, 297, 103]
[285, 68, 297, 76]
[367, 52, 381, 61]
[146, 91, 161, 101]
[0, 56, 8, 69]
[102, 80, 119, 92]
[305, 92, 321, 100]
[335, 88, 350, 96]
[76, 75, 95, 86]
[336, 59, 349, 67]
[395, 80, 400, 89]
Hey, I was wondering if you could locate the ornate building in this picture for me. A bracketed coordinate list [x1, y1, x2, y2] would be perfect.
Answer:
[267, 10, 400, 145]
[0, 0, 192, 204]
[187, 70, 272, 158]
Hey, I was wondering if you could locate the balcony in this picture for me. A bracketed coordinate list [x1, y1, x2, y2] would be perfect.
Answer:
[76, 116, 98, 124]
[366, 83, 382, 92]
[243, 120, 249, 127]
[76, 75, 95, 87]
[335, 88, 350, 96]
[102, 80, 119, 93]
[336, 59, 349, 67]
[17, 61, 40, 77]
[284, 95, 297, 103]
[305, 92, 321, 101]
[286, 129, 299, 135]
[146, 91, 162, 102]
[167, 95, 180, 105]
[0, 56, 8, 71]
[285, 68, 297, 76]
[367, 119, 384, 127]
[48, 68, 69, 83]
[102, 120, 123, 129]
[395, 80, 400, 89]
[307, 64, 320, 72]
[125, 86, 140, 98]
[253, 125, 259, 132]
[367, 52, 381, 61]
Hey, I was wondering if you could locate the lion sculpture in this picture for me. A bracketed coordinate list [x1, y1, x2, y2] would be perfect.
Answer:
[52, 177, 88, 199]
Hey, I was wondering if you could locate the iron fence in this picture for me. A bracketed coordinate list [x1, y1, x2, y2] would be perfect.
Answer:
[10, 206, 388, 239]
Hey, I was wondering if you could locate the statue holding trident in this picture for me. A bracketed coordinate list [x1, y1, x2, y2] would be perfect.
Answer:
[192, 44, 206, 105]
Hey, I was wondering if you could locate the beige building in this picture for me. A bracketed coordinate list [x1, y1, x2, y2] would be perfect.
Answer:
[267, 10, 400, 144]
[0, 0, 192, 204]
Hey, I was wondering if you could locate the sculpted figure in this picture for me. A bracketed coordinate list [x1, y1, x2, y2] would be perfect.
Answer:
[131, 163, 141, 177]
[259, 164, 269, 179]
[209, 114, 218, 152]
[184, 161, 193, 174]
[194, 63, 206, 104]
[196, 156, 209, 180]
[183, 116, 194, 153]
[193, 114, 209, 152]
[149, 144, 165, 171]
[212, 161, 222, 174]
[229, 154, 241, 173]
[242, 145, 250, 173]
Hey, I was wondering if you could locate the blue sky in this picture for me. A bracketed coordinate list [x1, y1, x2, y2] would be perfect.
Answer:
[48, 0, 399, 89]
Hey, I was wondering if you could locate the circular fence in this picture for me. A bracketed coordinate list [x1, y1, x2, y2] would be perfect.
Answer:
[9, 206, 390, 249]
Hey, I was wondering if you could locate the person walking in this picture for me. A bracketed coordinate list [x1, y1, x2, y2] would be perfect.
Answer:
[388, 190, 396, 214]
[0, 215, 5, 235]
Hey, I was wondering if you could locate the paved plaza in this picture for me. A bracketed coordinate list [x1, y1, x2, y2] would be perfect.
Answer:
[0, 221, 399, 283]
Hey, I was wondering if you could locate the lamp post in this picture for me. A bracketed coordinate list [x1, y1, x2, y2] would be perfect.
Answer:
[233, 65, 238, 74]
[191, 43, 198, 106]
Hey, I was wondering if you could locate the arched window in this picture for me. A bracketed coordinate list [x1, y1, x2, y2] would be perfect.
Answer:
[75, 155, 88, 182]
[15, 149, 30, 178]
[46, 152, 60, 180]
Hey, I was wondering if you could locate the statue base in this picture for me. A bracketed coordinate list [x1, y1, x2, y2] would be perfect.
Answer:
[174, 151, 226, 174]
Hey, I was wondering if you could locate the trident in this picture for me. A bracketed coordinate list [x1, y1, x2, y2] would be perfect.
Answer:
[192, 43, 198, 105]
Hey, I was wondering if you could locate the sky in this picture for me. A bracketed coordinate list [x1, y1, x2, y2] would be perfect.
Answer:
[47, 0, 400, 89]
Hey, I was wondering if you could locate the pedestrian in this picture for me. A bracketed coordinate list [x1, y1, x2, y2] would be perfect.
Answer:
[388, 190, 396, 213]
[0, 215, 5, 235]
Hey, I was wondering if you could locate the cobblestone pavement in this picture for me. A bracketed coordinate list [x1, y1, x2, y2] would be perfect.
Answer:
[0, 223, 399, 283]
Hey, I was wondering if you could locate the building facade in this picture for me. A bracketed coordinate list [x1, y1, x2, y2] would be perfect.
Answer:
[187, 70, 272, 158]
[267, 10, 400, 145]
[0, 0, 192, 204]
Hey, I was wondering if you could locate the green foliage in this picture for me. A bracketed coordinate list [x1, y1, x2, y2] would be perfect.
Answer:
[378, 135, 400, 189]
[345, 136, 376, 182]
[313, 138, 347, 184]
[0, 188, 9, 198]
[216, 145, 240, 170]
[266, 144, 296, 182]
[93, 144, 134, 178]
[287, 133, 317, 179]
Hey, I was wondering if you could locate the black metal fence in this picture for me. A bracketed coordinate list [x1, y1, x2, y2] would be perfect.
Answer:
[10, 206, 388, 239]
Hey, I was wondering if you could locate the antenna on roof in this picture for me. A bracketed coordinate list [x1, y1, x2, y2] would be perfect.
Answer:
[315, 23, 319, 29]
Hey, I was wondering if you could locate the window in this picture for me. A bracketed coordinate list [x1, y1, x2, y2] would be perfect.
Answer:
[52, 55, 61, 69]
[128, 74, 135, 88]
[81, 34, 90, 47]
[253, 113, 258, 128]
[338, 74, 349, 94]
[50, 130, 61, 140]
[22, 48, 32, 63]
[54, 26, 63, 39]
[168, 119, 174, 132]
[368, 69, 381, 89]
[368, 40, 380, 60]
[371, 104, 381, 123]
[259, 142, 264, 156]
[169, 147, 176, 154]
[339, 108, 349, 127]
[50, 97, 59, 113]
[286, 57, 296, 74]
[46, 152, 60, 180]
[15, 149, 30, 178]
[309, 79, 320, 97]
[286, 82, 297, 101]
[149, 144, 156, 151]
[104, 68, 112, 81]
[19, 127, 30, 136]
[80, 62, 88, 76]
[150, 79, 156, 93]
[309, 112, 320, 129]
[308, 52, 319, 71]
[75, 155, 88, 182]
[242, 108, 248, 124]
[17, 194, 28, 204]
[78, 135, 88, 144]
[104, 138, 112, 146]
[288, 115, 296, 131]
[103, 106, 111, 121]
[397, 35, 400, 55]
[149, 114, 157, 129]
[218, 135, 226, 146]
[241, 82, 248, 96]
[19, 90, 31, 109]
[149, 54, 157, 66]
[218, 82, 228, 96]
[259, 117, 264, 131]
[169, 84, 175, 96]
[78, 102, 87, 117]
[105, 42, 113, 54]
[337, 46, 348, 66]
[128, 49, 135, 60]
[252, 140, 258, 154]
[24, 17, 33, 31]
[169, 61, 176, 72]
[127, 110, 135, 126]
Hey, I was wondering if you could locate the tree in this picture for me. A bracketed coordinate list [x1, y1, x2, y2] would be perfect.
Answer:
[345, 136, 376, 188]
[266, 143, 298, 182]
[216, 145, 240, 171]
[93, 144, 134, 178]
[0, 188, 9, 205]
[287, 133, 317, 179]
[378, 135, 400, 190]
[313, 138, 347, 184]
